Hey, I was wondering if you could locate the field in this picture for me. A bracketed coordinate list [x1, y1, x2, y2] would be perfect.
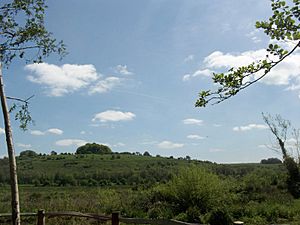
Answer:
[1, 154, 300, 225]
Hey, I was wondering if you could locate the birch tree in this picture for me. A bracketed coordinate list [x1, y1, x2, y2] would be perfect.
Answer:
[0, 1, 65, 224]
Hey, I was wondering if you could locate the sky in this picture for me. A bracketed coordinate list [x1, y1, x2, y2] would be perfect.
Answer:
[1, 0, 300, 163]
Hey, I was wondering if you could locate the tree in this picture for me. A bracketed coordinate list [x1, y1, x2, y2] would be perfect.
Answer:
[143, 151, 151, 157]
[76, 143, 112, 154]
[195, 0, 300, 107]
[0, 1, 65, 224]
[262, 113, 300, 198]
[19, 150, 38, 158]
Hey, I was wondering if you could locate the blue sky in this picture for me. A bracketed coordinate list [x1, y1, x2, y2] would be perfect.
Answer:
[1, 0, 300, 163]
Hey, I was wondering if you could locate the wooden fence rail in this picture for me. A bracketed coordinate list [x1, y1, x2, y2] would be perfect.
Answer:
[0, 210, 205, 225]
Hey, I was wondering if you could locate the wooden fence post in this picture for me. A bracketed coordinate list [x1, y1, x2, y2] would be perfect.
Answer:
[37, 209, 45, 225]
[112, 212, 119, 225]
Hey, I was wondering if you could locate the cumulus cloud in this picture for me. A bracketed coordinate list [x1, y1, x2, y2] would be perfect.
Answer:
[30, 128, 63, 136]
[89, 77, 121, 94]
[187, 134, 206, 140]
[157, 141, 184, 149]
[56, 139, 87, 147]
[16, 143, 32, 148]
[0, 128, 5, 135]
[183, 118, 203, 126]
[115, 65, 133, 75]
[185, 41, 300, 96]
[92, 110, 136, 123]
[26, 63, 99, 96]
[233, 124, 268, 132]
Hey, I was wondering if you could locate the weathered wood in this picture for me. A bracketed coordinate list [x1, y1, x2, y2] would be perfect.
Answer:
[112, 212, 119, 225]
[37, 210, 45, 225]
[0, 63, 20, 225]
[45, 211, 110, 222]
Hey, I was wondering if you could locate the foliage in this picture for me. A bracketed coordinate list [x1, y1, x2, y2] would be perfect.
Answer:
[0, 155, 300, 224]
[261, 157, 282, 164]
[19, 150, 37, 158]
[207, 208, 232, 225]
[1, 0, 66, 129]
[262, 113, 300, 198]
[195, 0, 300, 107]
[76, 143, 112, 155]
[148, 166, 229, 222]
[0, 0, 66, 66]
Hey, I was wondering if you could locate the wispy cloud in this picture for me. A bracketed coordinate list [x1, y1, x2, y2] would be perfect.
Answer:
[246, 29, 262, 43]
[56, 139, 87, 147]
[184, 54, 194, 63]
[183, 118, 203, 126]
[157, 141, 184, 149]
[182, 69, 212, 81]
[92, 110, 136, 123]
[233, 124, 268, 132]
[115, 65, 133, 75]
[209, 148, 225, 152]
[89, 77, 121, 94]
[187, 134, 206, 140]
[16, 143, 32, 148]
[30, 128, 63, 136]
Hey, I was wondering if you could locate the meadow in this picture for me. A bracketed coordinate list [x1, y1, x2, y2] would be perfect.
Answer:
[1, 153, 300, 225]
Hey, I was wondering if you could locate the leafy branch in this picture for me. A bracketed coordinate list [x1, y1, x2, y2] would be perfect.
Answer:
[196, 0, 300, 107]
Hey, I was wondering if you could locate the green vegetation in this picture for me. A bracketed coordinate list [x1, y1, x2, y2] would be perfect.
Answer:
[1, 153, 300, 224]
[76, 143, 112, 155]
[196, 0, 300, 107]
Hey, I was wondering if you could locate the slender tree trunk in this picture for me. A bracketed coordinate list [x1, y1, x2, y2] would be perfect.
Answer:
[0, 63, 21, 225]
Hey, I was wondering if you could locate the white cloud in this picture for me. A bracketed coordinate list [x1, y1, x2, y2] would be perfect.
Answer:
[16, 143, 32, 148]
[80, 131, 86, 135]
[185, 42, 300, 96]
[92, 110, 136, 122]
[209, 148, 225, 152]
[56, 139, 87, 147]
[233, 124, 268, 132]
[187, 134, 206, 140]
[115, 65, 133, 75]
[89, 77, 121, 94]
[182, 69, 212, 81]
[246, 30, 262, 43]
[26, 63, 99, 96]
[30, 130, 45, 136]
[213, 124, 222, 127]
[0, 128, 5, 135]
[157, 141, 184, 149]
[113, 142, 126, 147]
[30, 128, 63, 136]
[183, 118, 203, 126]
[47, 128, 63, 135]
[184, 54, 194, 63]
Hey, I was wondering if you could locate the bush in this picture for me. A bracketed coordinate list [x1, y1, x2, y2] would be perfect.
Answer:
[76, 143, 112, 154]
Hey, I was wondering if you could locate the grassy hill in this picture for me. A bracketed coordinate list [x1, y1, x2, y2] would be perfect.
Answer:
[0, 152, 284, 187]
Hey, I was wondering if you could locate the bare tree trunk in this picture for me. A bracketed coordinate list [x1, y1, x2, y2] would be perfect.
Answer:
[0, 63, 21, 225]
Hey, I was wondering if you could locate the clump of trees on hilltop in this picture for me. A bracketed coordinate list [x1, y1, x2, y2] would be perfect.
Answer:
[75, 143, 112, 154]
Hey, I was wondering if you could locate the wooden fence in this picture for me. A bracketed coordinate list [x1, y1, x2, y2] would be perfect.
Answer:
[0, 210, 204, 225]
